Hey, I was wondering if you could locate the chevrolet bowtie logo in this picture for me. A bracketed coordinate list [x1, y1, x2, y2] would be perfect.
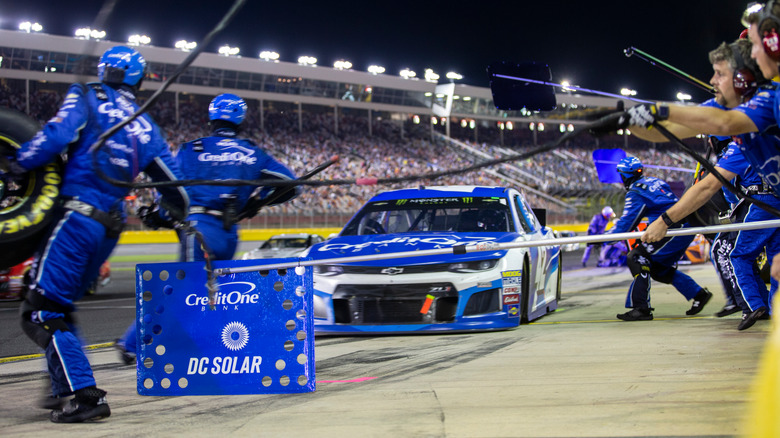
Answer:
[380, 267, 404, 275]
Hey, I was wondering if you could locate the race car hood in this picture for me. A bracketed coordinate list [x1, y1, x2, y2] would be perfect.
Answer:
[305, 232, 519, 266]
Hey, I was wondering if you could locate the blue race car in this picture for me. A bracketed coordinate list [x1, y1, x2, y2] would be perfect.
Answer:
[303, 186, 562, 334]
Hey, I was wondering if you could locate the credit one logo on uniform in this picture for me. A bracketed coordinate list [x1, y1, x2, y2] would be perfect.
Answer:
[185, 281, 260, 310]
[198, 141, 257, 164]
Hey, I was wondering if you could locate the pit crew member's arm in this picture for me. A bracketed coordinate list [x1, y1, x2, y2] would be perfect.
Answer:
[606, 190, 646, 236]
[255, 152, 300, 205]
[641, 170, 732, 243]
[666, 105, 757, 137]
[143, 148, 189, 221]
[16, 84, 88, 170]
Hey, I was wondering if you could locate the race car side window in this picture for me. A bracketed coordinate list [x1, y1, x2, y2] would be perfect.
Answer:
[514, 194, 536, 233]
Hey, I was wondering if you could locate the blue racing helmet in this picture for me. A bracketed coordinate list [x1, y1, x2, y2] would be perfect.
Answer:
[208, 93, 247, 125]
[616, 156, 643, 188]
[616, 156, 643, 178]
[97, 46, 147, 87]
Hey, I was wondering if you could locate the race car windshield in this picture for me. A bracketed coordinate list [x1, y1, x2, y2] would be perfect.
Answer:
[341, 196, 515, 236]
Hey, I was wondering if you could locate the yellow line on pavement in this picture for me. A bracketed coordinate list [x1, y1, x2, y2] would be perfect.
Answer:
[0, 342, 115, 364]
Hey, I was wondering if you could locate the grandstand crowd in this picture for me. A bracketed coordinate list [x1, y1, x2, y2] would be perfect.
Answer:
[0, 83, 705, 226]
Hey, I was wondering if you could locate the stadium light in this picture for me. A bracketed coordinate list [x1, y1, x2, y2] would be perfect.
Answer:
[297, 56, 317, 66]
[333, 60, 352, 70]
[367, 65, 385, 75]
[219, 45, 240, 56]
[446, 71, 463, 81]
[175, 40, 197, 51]
[399, 68, 416, 79]
[75, 27, 105, 40]
[620, 88, 637, 96]
[19, 21, 43, 33]
[676, 91, 692, 102]
[424, 69, 439, 83]
[128, 34, 151, 46]
[259, 51, 280, 62]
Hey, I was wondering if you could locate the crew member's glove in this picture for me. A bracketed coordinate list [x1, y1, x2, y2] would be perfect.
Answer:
[627, 103, 669, 129]
[137, 204, 175, 230]
[0, 152, 27, 175]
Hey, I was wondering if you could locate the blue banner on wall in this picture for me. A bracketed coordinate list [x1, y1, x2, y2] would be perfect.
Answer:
[135, 258, 315, 395]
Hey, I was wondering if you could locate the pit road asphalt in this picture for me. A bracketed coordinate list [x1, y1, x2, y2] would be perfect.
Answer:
[0, 245, 768, 437]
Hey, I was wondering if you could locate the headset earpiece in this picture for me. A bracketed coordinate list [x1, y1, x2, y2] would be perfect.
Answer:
[760, 1, 780, 61]
[730, 41, 759, 100]
[733, 69, 757, 99]
[762, 28, 780, 61]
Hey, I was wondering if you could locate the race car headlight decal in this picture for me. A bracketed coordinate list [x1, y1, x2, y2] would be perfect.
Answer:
[313, 265, 344, 276]
[448, 259, 499, 273]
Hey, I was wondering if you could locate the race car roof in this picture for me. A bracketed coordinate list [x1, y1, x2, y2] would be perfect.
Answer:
[368, 186, 511, 202]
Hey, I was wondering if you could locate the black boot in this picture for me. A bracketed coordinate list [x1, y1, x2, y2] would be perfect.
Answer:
[50, 386, 110, 423]
[686, 288, 712, 316]
[738, 307, 768, 331]
[617, 308, 653, 321]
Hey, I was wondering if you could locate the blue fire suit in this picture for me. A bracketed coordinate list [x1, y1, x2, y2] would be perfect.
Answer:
[16, 82, 188, 398]
[581, 211, 611, 265]
[118, 126, 298, 355]
[720, 143, 780, 314]
[607, 176, 705, 309]
[175, 127, 298, 261]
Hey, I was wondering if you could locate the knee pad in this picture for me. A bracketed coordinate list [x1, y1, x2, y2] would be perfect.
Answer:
[626, 246, 651, 277]
[649, 262, 676, 284]
[19, 300, 70, 350]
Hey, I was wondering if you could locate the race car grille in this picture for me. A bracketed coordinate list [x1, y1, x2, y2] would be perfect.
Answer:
[339, 263, 452, 275]
[332, 283, 458, 324]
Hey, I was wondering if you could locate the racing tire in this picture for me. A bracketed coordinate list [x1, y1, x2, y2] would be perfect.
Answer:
[520, 257, 530, 324]
[555, 255, 562, 303]
[0, 108, 62, 269]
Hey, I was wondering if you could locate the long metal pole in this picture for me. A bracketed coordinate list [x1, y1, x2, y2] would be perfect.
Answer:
[215, 219, 780, 276]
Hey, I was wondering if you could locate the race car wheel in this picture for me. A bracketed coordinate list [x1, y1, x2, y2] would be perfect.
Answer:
[520, 257, 530, 323]
[555, 256, 562, 303]
[0, 108, 62, 269]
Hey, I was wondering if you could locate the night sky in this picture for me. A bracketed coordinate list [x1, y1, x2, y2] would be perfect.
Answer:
[0, 0, 752, 103]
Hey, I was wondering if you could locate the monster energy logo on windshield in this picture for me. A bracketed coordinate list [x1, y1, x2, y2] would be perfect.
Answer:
[462, 197, 473, 203]
[396, 199, 408, 205]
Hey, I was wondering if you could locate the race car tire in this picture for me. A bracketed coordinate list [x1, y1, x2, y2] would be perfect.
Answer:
[0, 108, 62, 269]
[520, 257, 530, 323]
[555, 255, 562, 302]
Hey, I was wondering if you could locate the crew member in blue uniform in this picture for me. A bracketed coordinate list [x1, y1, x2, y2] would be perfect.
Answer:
[12, 46, 189, 423]
[581, 206, 614, 267]
[608, 157, 712, 321]
[116, 93, 298, 361]
[625, 5, 780, 281]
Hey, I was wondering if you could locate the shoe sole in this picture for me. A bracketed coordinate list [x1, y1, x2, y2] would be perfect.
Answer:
[616, 314, 653, 321]
[50, 404, 111, 423]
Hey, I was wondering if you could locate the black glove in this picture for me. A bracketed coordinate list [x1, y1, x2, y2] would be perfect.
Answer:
[588, 111, 630, 137]
[627, 103, 669, 129]
[0, 153, 28, 190]
[137, 205, 174, 230]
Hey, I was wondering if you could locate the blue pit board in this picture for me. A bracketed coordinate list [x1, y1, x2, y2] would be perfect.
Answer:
[135, 258, 315, 395]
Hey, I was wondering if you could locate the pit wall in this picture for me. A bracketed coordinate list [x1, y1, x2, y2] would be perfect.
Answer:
[118, 224, 590, 244]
